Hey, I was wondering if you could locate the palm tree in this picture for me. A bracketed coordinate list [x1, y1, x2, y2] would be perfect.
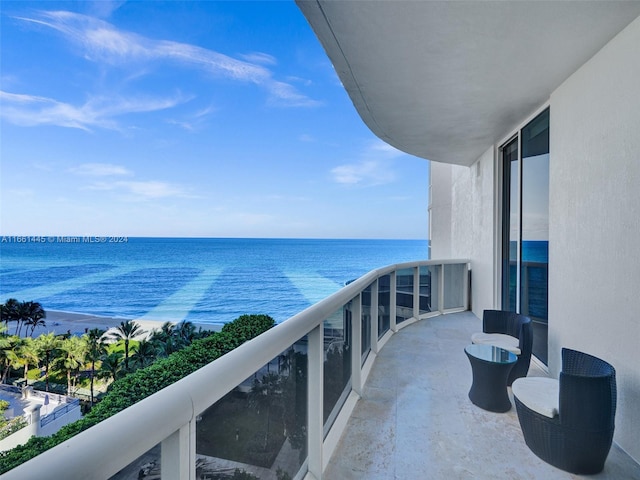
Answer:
[56, 336, 86, 395]
[1, 299, 20, 334]
[108, 321, 145, 372]
[174, 321, 196, 346]
[14, 301, 31, 336]
[156, 321, 175, 341]
[85, 328, 107, 404]
[100, 352, 123, 383]
[131, 339, 158, 369]
[18, 337, 40, 380]
[148, 322, 174, 356]
[148, 321, 199, 357]
[34, 332, 61, 392]
[23, 302, 47, 336]
[0, 335, 21, 382]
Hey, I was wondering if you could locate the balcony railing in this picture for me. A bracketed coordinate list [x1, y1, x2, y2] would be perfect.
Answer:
[3, 259, 469, 480]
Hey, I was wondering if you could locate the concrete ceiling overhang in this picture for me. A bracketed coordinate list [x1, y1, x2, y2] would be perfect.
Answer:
[297, 1, 640, 166]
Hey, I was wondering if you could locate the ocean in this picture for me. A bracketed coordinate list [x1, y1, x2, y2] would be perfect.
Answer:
[0, 237, 429, 326]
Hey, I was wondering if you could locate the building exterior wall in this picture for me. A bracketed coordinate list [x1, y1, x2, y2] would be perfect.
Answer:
[548, 15, 640, 462]
[429, 12, 640, 466]
[430, 146, 495, 318]
[429, 161, 453, 259]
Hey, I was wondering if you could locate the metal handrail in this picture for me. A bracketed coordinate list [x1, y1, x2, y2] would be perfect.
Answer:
[40, 399, 80, 427]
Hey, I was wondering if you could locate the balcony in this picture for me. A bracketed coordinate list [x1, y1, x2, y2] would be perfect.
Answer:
[3, 260, 639, 479]
[323, 311, 640, 479]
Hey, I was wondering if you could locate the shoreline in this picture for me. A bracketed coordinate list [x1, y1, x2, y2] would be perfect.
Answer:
[23, 310, 222, 339]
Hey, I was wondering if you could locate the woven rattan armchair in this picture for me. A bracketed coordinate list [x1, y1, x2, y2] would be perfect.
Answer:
[472, 310, 533, 385]
[513, 348, 617, 474]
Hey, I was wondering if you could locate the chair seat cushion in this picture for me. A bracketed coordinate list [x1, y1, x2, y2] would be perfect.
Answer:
[512, 377, 559, 418]
[471, 332, 521, 355]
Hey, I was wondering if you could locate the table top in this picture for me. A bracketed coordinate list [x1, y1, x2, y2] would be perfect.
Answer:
[465, 344, 517, 365]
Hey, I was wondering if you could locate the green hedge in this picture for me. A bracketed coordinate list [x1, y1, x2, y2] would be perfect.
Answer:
[0, 314, 275, 474]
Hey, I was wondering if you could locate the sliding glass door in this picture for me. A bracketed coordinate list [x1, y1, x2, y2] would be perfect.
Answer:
[501, 108, 549, 364]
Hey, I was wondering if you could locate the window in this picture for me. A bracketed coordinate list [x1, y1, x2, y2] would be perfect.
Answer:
[500, 108, 549, 364]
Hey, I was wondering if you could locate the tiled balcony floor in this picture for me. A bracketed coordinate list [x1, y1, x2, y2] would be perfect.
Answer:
[324, 311, 640, 479]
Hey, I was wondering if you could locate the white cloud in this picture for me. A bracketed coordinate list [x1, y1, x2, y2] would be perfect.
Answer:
[166, 105, 217, 132]
[69, 163, 133, 176]
[0, 90, 186, 131]
[84, 180, 193, 200]
[331, 160, 395, 186]
[14, 10, 319, 107]
[286, 76, 313, 87]
[267, 81, 322, 107]
[330, 139, 406, 186]
[117, 180, 187, 199]
[87, 1, 126, 19]
[240, 52, 277, 66]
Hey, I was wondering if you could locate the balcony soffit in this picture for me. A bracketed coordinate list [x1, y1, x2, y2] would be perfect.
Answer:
[297, 1, 640, 166]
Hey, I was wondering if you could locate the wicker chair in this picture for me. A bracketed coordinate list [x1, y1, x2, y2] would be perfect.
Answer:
[513, 348, 617, 474]
[471, 310, 533, 385]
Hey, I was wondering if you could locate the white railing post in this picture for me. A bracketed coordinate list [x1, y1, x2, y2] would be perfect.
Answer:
[439, 264, 445, 313]
[413, 267, 420, 319]
[307, 324, 324, 479]
[390, 271, 397, 332]
[161, 423, 192, 479]
[371, 280, 379, 353]
[351, 295, 363, 395]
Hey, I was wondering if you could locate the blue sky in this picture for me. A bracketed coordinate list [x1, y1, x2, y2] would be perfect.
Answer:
[0, 1, 429, 239]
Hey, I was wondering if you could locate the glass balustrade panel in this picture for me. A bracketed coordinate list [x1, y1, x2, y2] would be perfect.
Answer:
[395, 268, 414, 324]
[109, 444, 160, 479]
[196, 338, 308, 480]
[323, 304, 352, 436]
[443, 263, 466, 310]
[419, 266, 433, 315]
[378, 275, 391, 338]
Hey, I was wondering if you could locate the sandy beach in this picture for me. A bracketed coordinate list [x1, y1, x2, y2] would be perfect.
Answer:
[25, 310, 221, 339]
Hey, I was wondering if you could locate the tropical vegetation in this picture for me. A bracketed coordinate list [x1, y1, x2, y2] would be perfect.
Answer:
[0, 299, 221, 398]
[0, 313, 276, 474]
[0, 299, 46, 337]
[0, 400, 28, 442]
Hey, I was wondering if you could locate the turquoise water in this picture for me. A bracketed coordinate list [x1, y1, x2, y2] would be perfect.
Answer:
[0, 237, 428, 325]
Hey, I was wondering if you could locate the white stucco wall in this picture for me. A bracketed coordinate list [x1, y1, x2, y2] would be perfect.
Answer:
[430, 14, 640, 463]
[430, 146, 495, 317]
[429, 162, 453, 259]
[549, 15, 640, 463]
